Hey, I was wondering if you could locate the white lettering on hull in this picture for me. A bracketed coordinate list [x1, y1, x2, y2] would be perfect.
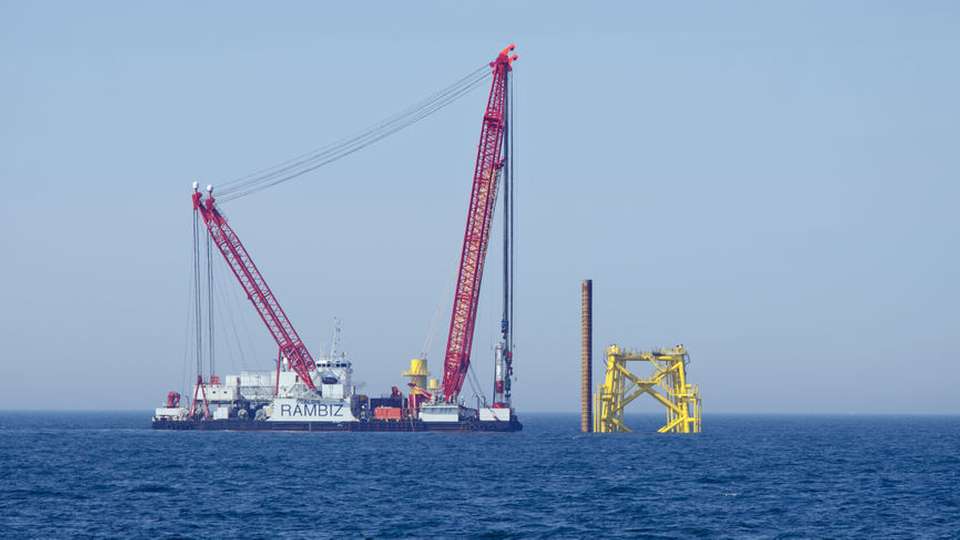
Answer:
[267, 399, 357, 422]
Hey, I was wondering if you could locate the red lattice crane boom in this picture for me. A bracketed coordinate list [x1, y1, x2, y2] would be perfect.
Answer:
[441, 45, 517, 401]
[192, 185, 318, 391]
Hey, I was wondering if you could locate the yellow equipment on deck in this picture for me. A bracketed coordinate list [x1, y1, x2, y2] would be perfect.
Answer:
[595, 345, 702, 433]
[402, 358, 429, 391]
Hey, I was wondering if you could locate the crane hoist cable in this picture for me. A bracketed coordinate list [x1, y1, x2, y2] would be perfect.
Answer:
[180, 245, 195, 408]
[466, 358, 487, 406]
[211, 256, 250, 372]
[418, 253, 460, 359]
[215, 64, 491, 202]
[206, 233, 215, 380]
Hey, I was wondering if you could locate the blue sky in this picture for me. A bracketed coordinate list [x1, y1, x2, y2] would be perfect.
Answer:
[1, 1, 957, 412]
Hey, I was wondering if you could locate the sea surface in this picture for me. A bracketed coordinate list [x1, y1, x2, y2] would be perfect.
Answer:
[0, 412, 957, 539]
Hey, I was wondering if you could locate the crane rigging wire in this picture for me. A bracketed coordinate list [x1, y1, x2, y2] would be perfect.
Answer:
[219, 76, 489, 201]
[192, 208, 203, 383]
[216, 64, 492, 202]
[211, 256, 250, 372]
[221, 64, 488, 189]
[180, 237, 196, 405]
[420, 254, 460, 359]
[222, 82, 487, 201]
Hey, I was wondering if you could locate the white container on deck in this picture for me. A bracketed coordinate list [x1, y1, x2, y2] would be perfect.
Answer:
[196, 384, 238, 403]
[154, 407, 187, 420]
[419, 404, 461, 423]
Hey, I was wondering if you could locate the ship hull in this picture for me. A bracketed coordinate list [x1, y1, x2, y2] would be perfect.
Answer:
[152, 417, 522, 432]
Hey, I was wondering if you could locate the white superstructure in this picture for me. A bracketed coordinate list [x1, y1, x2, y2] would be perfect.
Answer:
[180, 347, 359, 422]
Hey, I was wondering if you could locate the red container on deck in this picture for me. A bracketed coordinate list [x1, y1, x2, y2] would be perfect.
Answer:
[373, 406, 402, 421]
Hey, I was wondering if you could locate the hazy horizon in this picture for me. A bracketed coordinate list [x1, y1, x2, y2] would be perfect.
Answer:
[2, 2, 957, 414]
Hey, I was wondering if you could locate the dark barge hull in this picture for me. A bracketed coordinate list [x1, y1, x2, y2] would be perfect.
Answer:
[152, 417, 522, 432]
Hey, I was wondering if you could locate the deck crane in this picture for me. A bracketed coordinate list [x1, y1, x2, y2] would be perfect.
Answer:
[191, 183, 318, 393]
[441, 45, 518, 403]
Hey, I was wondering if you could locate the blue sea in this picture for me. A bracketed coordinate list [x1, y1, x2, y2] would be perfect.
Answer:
[0, 413, 957, 538]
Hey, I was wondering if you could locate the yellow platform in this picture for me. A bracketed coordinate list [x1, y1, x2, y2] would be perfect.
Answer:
[595, 345, 701, 433]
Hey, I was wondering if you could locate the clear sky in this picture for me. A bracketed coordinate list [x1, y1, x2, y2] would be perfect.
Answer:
[1, 1, 957, 413]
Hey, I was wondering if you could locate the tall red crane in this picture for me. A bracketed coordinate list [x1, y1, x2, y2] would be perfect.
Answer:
[192, 184, 318, 391]
[441, 45, 518, 401]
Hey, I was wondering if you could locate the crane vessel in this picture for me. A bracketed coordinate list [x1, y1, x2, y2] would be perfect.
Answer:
[153, 45, 521, 432]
